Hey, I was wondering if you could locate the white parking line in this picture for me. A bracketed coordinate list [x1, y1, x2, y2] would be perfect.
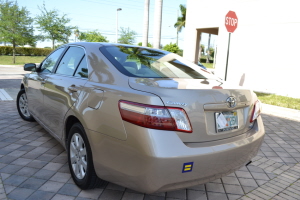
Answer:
[0, 89, 13, 101]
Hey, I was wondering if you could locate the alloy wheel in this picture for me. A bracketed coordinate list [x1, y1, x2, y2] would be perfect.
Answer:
[70, 133, 87, 179]
[19, 93, 30, 118]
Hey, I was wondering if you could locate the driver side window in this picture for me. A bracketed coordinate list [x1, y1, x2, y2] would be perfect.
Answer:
[40, 48, 65, 73]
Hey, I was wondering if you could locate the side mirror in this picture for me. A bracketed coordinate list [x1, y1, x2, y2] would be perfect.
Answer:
[24, 63, 36, 72]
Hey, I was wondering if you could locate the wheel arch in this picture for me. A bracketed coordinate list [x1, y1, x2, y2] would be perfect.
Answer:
[65, 115, 105, 189]
[65, 115, 81, 147]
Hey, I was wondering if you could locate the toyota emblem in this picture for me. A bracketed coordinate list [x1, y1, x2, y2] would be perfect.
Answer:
[226, 96, 237, 108]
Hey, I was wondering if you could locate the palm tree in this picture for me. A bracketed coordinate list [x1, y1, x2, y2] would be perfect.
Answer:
[118, 46, 164, 67]
[142, 0, 150, 47]
[174, 4, 186, 45]
[153, 0, 163, 49]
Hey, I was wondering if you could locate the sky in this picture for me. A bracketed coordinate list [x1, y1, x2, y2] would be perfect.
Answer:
[17, 0, 216, 50]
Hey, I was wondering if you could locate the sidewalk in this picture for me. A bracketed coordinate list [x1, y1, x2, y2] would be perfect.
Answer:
[0, 65, 29, 76]
[0, 65, 24, 68]
[262, 103, 300, 122]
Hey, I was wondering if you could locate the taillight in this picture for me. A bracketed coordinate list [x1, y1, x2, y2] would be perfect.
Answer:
[119, 100, 192, 133]
[250, 100, 262, 123]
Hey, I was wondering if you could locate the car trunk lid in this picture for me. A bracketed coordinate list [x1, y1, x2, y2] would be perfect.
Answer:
[128, 77, 254, 143]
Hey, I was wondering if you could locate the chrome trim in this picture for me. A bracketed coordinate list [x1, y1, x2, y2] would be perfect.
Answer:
[166, 101, 187, 107]
[226, 96, 237, 108]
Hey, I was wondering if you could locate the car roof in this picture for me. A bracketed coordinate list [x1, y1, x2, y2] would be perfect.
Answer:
[61, 42, 168, 55]
[66, 42, 147, 48]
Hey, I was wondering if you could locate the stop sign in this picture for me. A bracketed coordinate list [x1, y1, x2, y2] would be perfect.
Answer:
[225, 11, 238, 33]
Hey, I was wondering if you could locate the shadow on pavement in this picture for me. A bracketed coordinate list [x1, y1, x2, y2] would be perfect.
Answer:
[0, 79, 22, 89]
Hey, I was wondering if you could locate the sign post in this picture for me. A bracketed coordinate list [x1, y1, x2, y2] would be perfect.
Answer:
[224, 11, 238, 81]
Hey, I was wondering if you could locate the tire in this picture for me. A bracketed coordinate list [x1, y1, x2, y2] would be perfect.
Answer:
[67, 123, 105, 189]
[16, 89, 35, 121]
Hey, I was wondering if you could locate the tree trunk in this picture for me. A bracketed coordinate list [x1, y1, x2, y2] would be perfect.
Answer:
[153, 0, 163, 49]
[176, 30, 178, 46]
[142, 0, 150, 47]
[199, 46, 202, 62]
[206, 51, 210, 63]
[206, 34, 211, 63]
[52, 39, 55, 49]
[176, 9, 179, 46]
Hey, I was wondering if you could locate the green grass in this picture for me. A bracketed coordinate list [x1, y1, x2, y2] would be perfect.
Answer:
[0, 55, 45, 65]
[255, 92, 300, 110]
[202, 63, 214, 68]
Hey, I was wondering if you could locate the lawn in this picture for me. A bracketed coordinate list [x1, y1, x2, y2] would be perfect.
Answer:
[255, 92, 300, 110]
[0, 56, 45, 65]
[202, 63, 214, 69]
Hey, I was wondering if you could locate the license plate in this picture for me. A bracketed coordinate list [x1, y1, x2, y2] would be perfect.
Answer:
[215, 111, 238, 133]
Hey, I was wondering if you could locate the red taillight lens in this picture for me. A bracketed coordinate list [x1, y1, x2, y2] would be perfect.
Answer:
[250, 100, 262, 123]
[119, 100, 192, 133]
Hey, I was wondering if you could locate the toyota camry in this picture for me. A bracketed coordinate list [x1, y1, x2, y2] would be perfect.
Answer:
[17, 42, 264, 193]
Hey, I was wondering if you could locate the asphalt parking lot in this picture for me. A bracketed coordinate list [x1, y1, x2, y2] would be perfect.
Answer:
[0, 73, 300, 200]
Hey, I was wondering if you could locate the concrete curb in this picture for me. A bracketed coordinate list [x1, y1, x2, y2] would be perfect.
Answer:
[262, 103, 300, 122]
[0, 65, 23, 67]
[0, 63, 40, 68]
[0, 65, 30, 76]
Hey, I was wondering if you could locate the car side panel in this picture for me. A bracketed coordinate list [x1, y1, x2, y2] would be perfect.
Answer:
[65, 44, 165, 141]
[43, 74, 88, 139]
[70, 81, 164, 141]
[25, 72, 48, 119]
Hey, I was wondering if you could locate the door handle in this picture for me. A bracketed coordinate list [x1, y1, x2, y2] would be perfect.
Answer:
[68, 85, 78, 92]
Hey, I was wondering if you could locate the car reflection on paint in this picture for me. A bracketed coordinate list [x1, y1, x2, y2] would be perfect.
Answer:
[17, 42, 265, 193]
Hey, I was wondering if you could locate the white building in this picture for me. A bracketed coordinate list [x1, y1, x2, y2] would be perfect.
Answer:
[183, 0, 300, 98]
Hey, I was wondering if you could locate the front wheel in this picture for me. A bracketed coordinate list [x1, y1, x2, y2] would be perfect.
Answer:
[67, 123, 105, 189]
[16, 89, 35, 121]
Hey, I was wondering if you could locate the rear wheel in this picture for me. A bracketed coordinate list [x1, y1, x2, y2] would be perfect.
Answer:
[16, 89, 35, 121]
[67, 123, 105, 189]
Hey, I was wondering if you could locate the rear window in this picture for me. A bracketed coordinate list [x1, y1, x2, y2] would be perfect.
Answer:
[100, 46, 211, 79]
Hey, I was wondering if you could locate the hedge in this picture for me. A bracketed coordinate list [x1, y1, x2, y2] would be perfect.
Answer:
[0, 46, 52, 56]
[199, 58, 213, 63]
[200, 58, 206, 63]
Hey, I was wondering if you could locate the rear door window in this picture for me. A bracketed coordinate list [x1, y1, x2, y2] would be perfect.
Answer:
[74, 55, 88, 78]
[56, 46, 85, 76]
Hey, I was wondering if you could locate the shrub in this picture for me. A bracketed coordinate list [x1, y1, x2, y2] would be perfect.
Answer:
[0, 46, 13, 55]
[200, 58, 206, 63]
[177, 49, 183, 56]
[0, 46, 52, 56]
[16, 47, 32, 56]
[137, 42, 152, 47]
[199, 57, 214, 63]
[163, 43, 180, 53]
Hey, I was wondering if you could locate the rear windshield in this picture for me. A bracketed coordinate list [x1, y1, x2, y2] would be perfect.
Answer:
[100, 45, 212, 79]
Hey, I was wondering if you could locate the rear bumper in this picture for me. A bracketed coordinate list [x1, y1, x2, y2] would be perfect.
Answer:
[89, 117, 265, 193]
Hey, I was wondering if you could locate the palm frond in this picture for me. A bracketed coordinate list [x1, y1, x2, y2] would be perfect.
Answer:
[174, 4, 186, 33]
